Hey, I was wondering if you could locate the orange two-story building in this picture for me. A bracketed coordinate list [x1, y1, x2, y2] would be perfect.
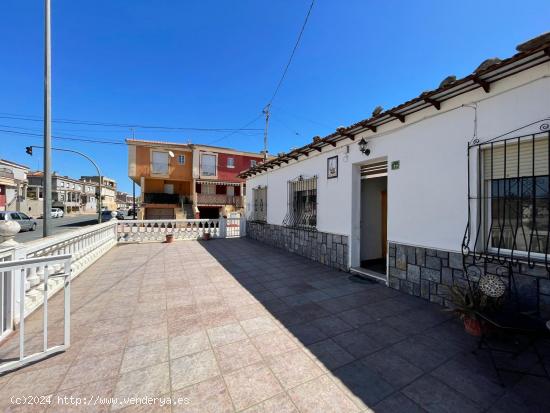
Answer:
[127, 139, 265, 219]
[127, 140, 194, 219]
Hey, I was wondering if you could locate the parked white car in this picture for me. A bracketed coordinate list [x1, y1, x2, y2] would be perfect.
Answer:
[0, 211, 38, 232]
[51, 208, 64, 218]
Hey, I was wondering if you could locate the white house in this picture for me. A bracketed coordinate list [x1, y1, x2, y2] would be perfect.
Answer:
[240, 33, 550, 317]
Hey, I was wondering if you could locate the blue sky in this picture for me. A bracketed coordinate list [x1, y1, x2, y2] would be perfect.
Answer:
[1, 1, 549, 193]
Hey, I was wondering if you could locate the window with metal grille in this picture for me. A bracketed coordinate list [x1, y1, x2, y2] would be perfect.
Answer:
[283, 176, 317, 230]
[481, 132, 550, 256]
[252, 186, 267, 222]
[178, 154, 185, 165]
[227, 157, 235, 168]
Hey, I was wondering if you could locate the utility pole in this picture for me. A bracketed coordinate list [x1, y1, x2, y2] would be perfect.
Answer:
[43, 0, 52, 237]
[262, 104, 271, 161]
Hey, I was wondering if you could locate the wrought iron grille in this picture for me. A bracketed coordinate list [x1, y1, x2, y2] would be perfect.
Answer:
[463, 127, 550, 272]
[283, 176, 317, 230]
[252, 186, 267, 222]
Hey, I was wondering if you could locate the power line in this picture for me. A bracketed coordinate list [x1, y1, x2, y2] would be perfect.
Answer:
[0, 113, 263, 132]
[0, 122, 262, 142]
[262, 0, 316, 158]
[0, 128, 126, 145]
[0, 123, 129, 143]
[207, 113, 264, 145]
[270, 117, 300, 136]
[267, 0, 316, 106]
[272, 104, 333, 129]
[1, 126, 264, 148]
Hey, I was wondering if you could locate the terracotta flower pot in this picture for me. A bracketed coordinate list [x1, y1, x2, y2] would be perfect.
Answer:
[203, 233, 211, 241]
[463, 316, 482, 336]
[165, 234, 174, 243]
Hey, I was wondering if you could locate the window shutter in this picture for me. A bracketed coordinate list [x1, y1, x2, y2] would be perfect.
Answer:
[483, 134, 549, 180]
[360, 161, 388, 179]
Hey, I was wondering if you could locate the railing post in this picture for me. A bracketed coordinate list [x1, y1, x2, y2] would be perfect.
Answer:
[239, 217, 246, 237]
[219, 217, 227, 238]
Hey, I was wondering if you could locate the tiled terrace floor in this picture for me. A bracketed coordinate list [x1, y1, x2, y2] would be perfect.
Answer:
[1, 239, 550, 412]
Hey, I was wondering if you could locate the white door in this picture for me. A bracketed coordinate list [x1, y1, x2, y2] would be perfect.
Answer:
[226, 186, 235, 196]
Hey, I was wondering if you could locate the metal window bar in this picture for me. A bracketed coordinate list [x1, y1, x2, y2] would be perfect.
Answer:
[0, 254, 71, 375]
[252, 187, 267, 222]
[463, 129, 550, 274]
[283, 176, 317, 231]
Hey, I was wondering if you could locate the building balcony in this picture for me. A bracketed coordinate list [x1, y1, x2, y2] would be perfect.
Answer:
[196, 193, 243, 207]
[143, 192, 180, 205]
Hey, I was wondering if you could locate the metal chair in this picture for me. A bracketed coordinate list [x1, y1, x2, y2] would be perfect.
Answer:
[465, 263, 550, 385]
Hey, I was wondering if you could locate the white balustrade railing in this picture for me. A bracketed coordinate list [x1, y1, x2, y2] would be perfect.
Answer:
[0, 248, 15, 340]
[13, 221, 118, 318]
[117, 219, 221, 243]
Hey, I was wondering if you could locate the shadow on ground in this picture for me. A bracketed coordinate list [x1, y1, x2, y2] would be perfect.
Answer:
[200, 238, 550, 412]
[0, 238, 549, 412]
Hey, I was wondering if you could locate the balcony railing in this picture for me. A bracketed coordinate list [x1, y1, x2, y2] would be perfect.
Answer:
[197, 194, 243, 207]
[143, 192, 180, 204]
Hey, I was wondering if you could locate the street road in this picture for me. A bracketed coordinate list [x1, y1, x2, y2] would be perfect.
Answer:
[15, 214, 100, 243]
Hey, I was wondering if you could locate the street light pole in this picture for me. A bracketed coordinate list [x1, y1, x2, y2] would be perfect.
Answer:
[28, 146, 103, 224]
[132, 180, 136, 220]
[43, 0, 52, 237]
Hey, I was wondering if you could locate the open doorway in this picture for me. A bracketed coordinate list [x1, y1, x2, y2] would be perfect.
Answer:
[359, 161, 388, 277]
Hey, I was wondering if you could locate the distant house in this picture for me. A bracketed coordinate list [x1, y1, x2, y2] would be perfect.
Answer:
[0, 159, 29, 213]
[80, 176, 117, 211]
[28, 172, 92, 215]
[116, 191, 134, 210]
[126, 139, 264, 219]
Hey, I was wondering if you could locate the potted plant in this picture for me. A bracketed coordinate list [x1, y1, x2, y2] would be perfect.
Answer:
[445, 285, 499, 336]
[165, 234, 174, 243]
[203, 232, 211, 241]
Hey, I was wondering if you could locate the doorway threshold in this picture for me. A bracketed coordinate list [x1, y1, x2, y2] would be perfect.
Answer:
[350, 266, 387, 283]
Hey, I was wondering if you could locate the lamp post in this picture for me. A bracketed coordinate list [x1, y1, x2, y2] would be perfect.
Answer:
[43, 0, 52, 237]
[26, 145, 103, 224]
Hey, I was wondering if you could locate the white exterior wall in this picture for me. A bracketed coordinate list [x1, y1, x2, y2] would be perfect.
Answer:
[246, 63, 550, 268]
